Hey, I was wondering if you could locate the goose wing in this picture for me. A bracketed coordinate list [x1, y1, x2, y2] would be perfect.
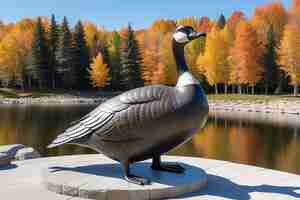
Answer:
[98, 85, 177, 142]
[48, 85, 176, 148]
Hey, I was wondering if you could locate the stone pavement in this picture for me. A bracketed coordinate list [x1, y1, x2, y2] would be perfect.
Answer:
[1, 154, 300, 200]
[43, 156, 207, 200]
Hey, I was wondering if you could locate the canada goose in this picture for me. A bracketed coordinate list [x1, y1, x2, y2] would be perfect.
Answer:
[48, 26, 209, 185]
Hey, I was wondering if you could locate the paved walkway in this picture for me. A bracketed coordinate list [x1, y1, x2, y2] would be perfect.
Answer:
[1, 154, 300, 200]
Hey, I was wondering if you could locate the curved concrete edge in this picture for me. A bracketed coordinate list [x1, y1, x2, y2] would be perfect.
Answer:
[0, 144, 41, 164]
[2, 155, 300, 200]
[42, 156, 207, 200]
[0, 152, 11, 166]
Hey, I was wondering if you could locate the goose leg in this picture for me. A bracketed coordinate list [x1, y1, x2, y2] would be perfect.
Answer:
[122, 161, 150, 185]
[151, 155, 185, 173]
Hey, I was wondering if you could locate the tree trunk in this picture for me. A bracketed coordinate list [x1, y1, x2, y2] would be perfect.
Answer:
[238, 85, 242, 94]
[28, 78, 32, 89]
[274, 71, 285, 94]
[52, 73, 56, 89]
[265, 84, 268, 95]
[224, 84, 228, 94]
[252, 85, 255, 95]
[215, 84, 218, 94]
[231, 85, 236, 94]
[294, 84, 298, 96]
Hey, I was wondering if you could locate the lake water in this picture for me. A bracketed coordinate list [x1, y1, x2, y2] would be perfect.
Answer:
[0, 105, 300, 175]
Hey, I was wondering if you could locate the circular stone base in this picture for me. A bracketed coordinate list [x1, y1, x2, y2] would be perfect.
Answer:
[43, 155, 207, 200]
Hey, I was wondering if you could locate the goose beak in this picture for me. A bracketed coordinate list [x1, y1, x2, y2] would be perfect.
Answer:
[189, 32, 206, 40]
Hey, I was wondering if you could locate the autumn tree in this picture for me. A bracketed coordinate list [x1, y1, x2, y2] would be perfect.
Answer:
[197, 26, 230, 94]
[227, 11, 245, 34]
[251, 2, 287, 94]
[141, 29, 161, 85]
[251, 2, 287, 44]
[48, 14, 60, 89]
[73, 20, 90, 89]
[290, 0, 300, 18]
[151, 62, 166, 84]
[231, 21, 263, 94]
[0, 18, 35, 88]
[277, 20, 300, 96]
[84, 22, 100, 57]
[120, 24, 144, 90]
[198, 16, 212, 33]
[89, 53, 110, 88]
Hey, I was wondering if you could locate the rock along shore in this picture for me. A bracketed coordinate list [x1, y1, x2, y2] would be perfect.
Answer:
[0, 96, 106, 105]
[209, 99, 300, 115]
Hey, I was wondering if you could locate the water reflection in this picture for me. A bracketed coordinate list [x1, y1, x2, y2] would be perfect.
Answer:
[0, 105, 300, 174]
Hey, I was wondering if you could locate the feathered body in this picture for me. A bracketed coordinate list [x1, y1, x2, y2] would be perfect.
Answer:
[50, 82, 208, 163]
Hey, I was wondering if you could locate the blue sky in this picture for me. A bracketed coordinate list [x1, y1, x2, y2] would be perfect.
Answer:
[0, 0, 291, 30]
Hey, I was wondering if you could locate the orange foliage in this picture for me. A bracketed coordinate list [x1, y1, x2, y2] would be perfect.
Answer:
[88, 53, 110, 88]
[151, 62, 166, 84]
[231, 20, 264, 86]
[277, 19, 300, 85]
[251, 2, 287, 44]
[198, 16, 213, 33]
[227, 11, 245, 33]
[290, 0, 300, 17]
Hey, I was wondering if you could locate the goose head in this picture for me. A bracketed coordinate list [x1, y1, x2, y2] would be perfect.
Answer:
[173, 25, 206, 45]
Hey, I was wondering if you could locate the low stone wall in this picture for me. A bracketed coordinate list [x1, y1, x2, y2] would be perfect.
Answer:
[0, 96, 105, 105]
[209, 100, 300, 115]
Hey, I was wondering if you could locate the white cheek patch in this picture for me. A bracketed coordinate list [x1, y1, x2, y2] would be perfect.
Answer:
[173, 32, 189, 43]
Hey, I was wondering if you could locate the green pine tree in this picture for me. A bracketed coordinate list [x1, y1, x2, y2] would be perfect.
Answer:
[108, 31, 122, 91]
[120, 24, 144, 90]
[73, 20, 90, 89]
[28, 17, 49, 89]
[48, 14, 60, 89]
[262, 27, 278, 94]
[56, 16, 75, 88]
[217, 14, 226, 29]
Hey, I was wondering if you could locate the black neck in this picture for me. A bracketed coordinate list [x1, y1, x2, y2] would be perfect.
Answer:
[172, 39, 188, 75]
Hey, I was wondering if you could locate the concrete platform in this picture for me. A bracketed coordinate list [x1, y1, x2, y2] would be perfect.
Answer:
[43, 156, 207, 200]
[1, 154, 300, 200]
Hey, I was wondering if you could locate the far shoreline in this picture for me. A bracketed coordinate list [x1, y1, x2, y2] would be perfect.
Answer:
[1, 94, 300, 117]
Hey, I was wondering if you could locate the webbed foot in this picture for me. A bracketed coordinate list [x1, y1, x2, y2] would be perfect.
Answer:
[151, 155, 185, 173]
[122, 160, 151, 185]
[125, 174, 150, 185]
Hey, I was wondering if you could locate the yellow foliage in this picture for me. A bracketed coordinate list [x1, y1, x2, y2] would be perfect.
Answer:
[196, 26, 231, 86]
[0, 19, 34, 81]
[278, 19, 300, 84]
[88, 53, 111, 88]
